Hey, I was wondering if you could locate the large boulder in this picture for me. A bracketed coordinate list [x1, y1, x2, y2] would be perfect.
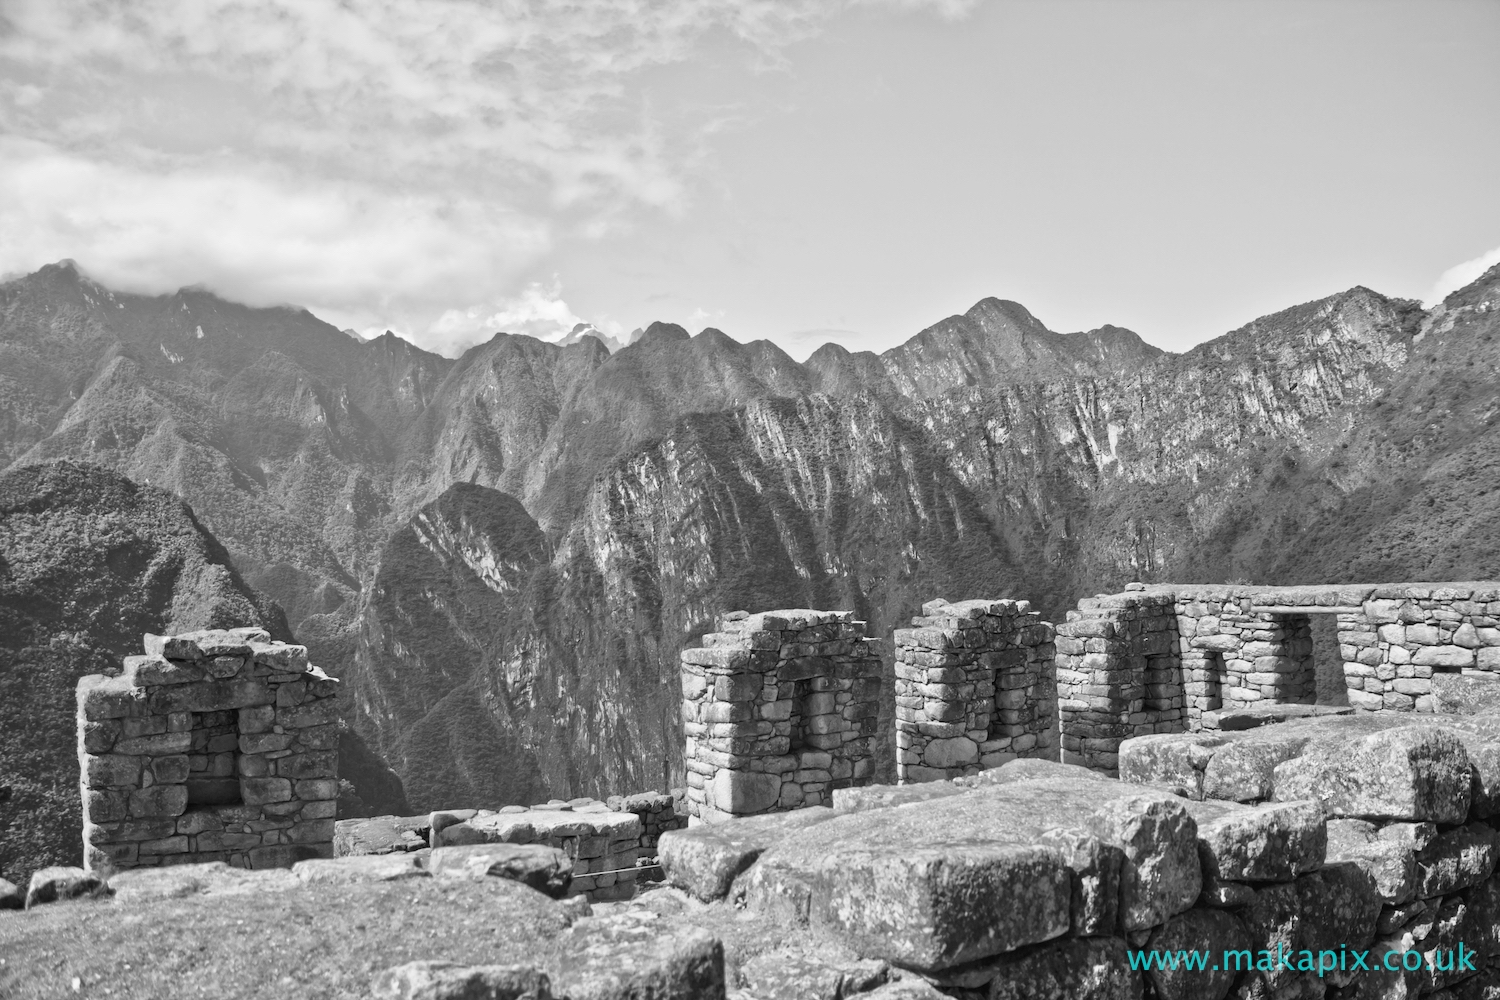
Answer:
[24, 866, 105, 908]
[1273, 727, 1473, 823]
[657, 808, 836, 902]
[429, 844, 573, 899]
[741, 778, 1201, 970]
[334, 814, 430, 856]
[293, 854, 429, 885]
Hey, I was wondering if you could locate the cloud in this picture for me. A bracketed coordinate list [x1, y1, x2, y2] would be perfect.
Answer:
[0, 0, 974, 354]
[1427, 246, 1500, 307]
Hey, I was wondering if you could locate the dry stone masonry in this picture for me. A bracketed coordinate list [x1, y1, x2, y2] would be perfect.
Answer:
[332, 791, 686, 902]
[1055, 582, 1500, 773]
[893, 598, 1057, 782]
[655, 713, 1500, 998]
[679, 609, 883, 821]
[76, 628, 339, 872]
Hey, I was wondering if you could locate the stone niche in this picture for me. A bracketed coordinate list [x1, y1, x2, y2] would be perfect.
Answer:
[894, 598, 1058, 782]
[76, 628, 340, 872]
[680, 609, 883, 822]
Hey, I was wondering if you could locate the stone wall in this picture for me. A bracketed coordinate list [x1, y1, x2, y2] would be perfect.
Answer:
[1056, 582, 1500, 773]
[76, 629, 339, 872]
[679, 609, 883, 821]
[333, 791, 686, 902]
[893, 598, 1057, 782]
[657, 713, 1500, 998]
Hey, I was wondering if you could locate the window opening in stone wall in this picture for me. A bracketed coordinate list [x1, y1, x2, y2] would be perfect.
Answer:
[787, 679, 814, 754]
[1272, 613, 1318, 705]
[185, 709, 242, 806]
[1308, 614, 1349, 705]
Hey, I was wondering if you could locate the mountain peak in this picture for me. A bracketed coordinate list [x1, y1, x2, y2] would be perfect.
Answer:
[637, 321, 690, 347]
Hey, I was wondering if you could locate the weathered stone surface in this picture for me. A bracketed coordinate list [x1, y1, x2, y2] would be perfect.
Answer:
[107, 862, 300, 903]
[1118, 733, 1226, 799]
[985, 937, 1143, 1000]
[744, 778, 1199, 966]
[1273, 726, 1472, 822]
[1415, 822, 1499, 899]
[832, 782, 965, 813]
[293, 854, 428, 885]
[1235, 864, 1381, 998]
[371, 961, 552, 1000]
[1201, 733, 1312, 803]
[658, 807, 836, 902]
[25, 866, 106, 908]
[1144, 908, 1247, 1000]
[0, 877, 23, 909]
[855, 979, 949, 1000]
[1432, 673, 1500, 715]
[963, 757, 1110, 787]
[1084, 794, 1201, 930]
[552, 911, 725, 1000]
[801, 842, 1071, 970]
[1325, 818, 1416, 904]
[709, 769, 781, 815]
[738, 948, 887, 1000]
[1184, 799, 1325, 883]
[334, 814, 431, 856]
[429, 844, 572, 899]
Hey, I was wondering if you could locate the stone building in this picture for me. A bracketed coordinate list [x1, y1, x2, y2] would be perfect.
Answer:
[679, 609, 883, 821]
[892, 598, 1058, 781]
[76, 628, 339, 871]
[1055, 582, 1500, 772]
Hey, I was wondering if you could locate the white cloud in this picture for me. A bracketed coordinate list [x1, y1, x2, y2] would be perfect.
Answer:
[0, 0, 974, 353]
[1427, 246, 1500, 307]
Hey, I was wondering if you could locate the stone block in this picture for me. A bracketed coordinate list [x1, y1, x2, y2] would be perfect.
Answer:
[812, 842, 1073, 971]
[241, 777, 293, 805]
[1185, 799, 1325, 883]
[1415, 822, 1499, 900]
[658, 807, 836, 901]
[369, 961, 552, 1000]
[1144, 908, 1247, 1000]
[709, 769, 781, 815]
[1272, 726, 1472, 823]
[1325, 818, 1415, 904]
[427, 844, 572, 898]
[985, 936, 1142, 1000]
[24, 866, 107, 909]
[292, 854, 427, 885]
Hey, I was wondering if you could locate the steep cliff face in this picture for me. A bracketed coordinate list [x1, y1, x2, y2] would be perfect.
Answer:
[349, 484, 554, 811]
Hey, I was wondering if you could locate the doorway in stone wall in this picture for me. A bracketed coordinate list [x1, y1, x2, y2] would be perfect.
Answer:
[1308, 614, 1350, 706]
[186, 709, 242, 806]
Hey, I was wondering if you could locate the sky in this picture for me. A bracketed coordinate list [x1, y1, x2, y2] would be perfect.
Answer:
[0, 0, 1496, 361]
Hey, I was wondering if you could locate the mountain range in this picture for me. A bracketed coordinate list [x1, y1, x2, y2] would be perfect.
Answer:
[3, 258, 1498, 879]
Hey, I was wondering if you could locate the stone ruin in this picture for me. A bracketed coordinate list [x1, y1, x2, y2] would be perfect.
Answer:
[1055, 583, 1500, 773]
[652, 711, 1500, 998]
[76, 628, 340, 872]
[893, 598, 1058, 781]
[679, 609, 884, 821]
